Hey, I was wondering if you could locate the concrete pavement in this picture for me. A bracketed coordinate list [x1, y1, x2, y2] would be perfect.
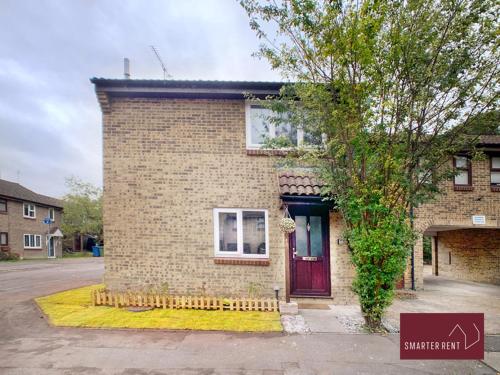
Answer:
[386, 268, 500, 335]
[0, 258, 497, 374]
[299, 269, 500, 336]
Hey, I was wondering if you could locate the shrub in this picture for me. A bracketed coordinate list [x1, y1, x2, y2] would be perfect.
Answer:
[423, 237, 432, 265]
[0, 251, 20, 261]
[348, 209, 414, 331]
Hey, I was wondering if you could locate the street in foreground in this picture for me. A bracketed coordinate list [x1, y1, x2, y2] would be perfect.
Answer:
[0, 258, 497, 374]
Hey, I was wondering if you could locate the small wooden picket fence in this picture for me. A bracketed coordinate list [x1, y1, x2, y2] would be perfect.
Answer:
[91, 289, 278, 312]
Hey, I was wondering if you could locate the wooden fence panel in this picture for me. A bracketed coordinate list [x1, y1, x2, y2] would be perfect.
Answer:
[91, 290, 279, 312]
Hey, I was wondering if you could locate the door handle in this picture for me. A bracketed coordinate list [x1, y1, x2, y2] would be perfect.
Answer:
[292, 248, 297, 259]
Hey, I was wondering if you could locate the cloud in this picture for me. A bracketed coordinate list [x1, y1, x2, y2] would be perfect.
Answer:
[0, 0, 278, 198]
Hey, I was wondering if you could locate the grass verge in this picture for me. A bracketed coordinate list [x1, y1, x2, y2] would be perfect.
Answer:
[62, 251, 93, 258]
[35, 284, 282, 332]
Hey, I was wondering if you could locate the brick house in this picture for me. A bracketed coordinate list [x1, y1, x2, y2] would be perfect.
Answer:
[0, 179, 64, 259]
[413, 136, 500, 286]
[91, 78, 499, 302]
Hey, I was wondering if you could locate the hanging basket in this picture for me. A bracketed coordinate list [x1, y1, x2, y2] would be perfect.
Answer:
[279, 207, 296, 233]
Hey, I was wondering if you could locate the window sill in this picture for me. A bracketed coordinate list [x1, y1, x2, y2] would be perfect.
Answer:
[214, 258, 270, 266]
[246, 146, 324, 156]
[453, 185, 474, 191]
[491, 186, 500, 192]
[23, 216, 36, 220]
[0, 246, 10, 251]
[24, 247, 42, 250]
[246, 149, 290, 156]
[0, 211, 7, 215]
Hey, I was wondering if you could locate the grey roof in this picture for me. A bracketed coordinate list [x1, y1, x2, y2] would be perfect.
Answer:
[90, 78, 286, 107]
[0, 179, 63, 209]
[90, 78, 285, 90]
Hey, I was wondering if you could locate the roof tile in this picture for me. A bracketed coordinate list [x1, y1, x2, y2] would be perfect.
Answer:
[278, 172, 324, 196]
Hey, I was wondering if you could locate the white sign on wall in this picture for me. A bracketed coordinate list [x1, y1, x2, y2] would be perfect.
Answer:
[472, 215, 486, 225]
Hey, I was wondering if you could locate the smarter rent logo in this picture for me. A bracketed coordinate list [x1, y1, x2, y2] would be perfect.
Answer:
[400, 313, 484, 359]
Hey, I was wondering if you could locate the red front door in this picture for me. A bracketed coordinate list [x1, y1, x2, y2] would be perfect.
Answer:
[289, 205, 330, 296]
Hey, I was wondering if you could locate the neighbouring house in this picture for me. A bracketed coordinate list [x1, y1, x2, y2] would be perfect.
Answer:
[0, 179, 64, 259]
[414, 135, 500, 286]
[91, 78, 500, 303]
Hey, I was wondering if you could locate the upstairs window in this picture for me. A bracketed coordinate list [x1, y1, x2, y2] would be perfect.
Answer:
[453, 156, 472, 188]
[491, 156, 500, 187]
[245, 103, 322, 149]
[214, 208, 268, 258]
[0, 199, 6, 212]
[417, 158, 433, 185]
[48, 208, 55, 222]
[23, 203, 36, 218]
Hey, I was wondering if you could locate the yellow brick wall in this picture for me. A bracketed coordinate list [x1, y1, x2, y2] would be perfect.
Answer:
[410, 157, 500, 288]
[330, 212, 357, 303]
[102, 96, 499, 296]
[103, 98, 286, 297]
[437, 229, 500, 285]
[415, 157, 500, 229]
[103, 97, 362, 300]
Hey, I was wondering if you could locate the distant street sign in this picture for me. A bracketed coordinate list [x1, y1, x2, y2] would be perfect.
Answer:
[43, 218, 52, 225]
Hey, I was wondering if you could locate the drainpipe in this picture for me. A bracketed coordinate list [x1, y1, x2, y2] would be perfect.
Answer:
[410, 205, 415, 290]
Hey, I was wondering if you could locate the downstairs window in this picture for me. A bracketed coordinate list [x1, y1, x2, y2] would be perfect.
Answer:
[24, 234, 41, 249]
[0, 232, 7, 246]
[213, 208, 268, 258]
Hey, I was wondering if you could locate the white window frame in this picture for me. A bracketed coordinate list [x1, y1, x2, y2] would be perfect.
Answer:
[0, 232, 8, 246]
[453, 155, 471, 186]
[0, 199, 7, 212]
[245, 101, 325, 150]
[24, 234, 42, 249]
[213, 208, 269, 259]
[491, 156, 500, 186]
[48, 208, 55, 222]
[23, 203, 36, 219]
[245, 103, 272, 149]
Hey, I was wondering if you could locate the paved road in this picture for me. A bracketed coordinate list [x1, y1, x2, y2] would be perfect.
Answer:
[0, 258, 104, 303]
[0, 258, 496, 374]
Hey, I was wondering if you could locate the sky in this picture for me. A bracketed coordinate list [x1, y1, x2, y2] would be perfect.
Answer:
[0, 0, 279, 198]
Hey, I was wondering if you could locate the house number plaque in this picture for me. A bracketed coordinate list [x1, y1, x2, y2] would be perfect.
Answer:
[301, 256, 318, 261]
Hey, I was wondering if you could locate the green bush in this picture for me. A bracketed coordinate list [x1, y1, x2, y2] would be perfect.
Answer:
[0, 252, 20, 261]
[348, 209, 414, 331]
[423, 237, 432, 265]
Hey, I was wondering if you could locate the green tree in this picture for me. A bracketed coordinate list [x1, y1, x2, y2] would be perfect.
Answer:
[241, 0, 498, 330]
[62, 177, 103, 244]
[423, 236, 432, 265]
[463, 110, 500, 135]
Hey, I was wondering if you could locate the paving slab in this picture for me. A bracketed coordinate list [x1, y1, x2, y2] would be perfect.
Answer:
[484, 352, 500, 372]
[300, 309, 348, 333]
